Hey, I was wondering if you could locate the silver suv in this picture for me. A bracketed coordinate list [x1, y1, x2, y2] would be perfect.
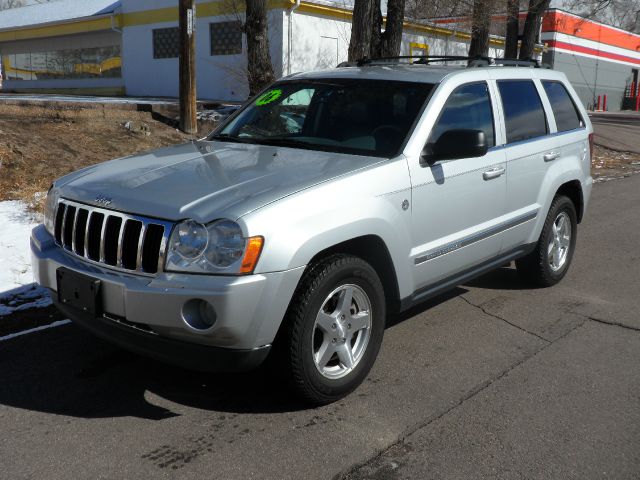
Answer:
[32, 59, 593, 404]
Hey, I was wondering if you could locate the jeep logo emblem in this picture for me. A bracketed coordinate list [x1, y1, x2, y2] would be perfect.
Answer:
[94, 195, 112, 207]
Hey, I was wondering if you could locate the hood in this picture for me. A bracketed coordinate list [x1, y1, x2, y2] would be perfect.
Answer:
[56, 140, 384, 222]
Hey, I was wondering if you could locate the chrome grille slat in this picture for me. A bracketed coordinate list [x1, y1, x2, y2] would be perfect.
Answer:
[53, 199, 173, 277]
[54, 202, 66, 244]
[98, 214, 108, 263]
[73, 208, 89, 256]
[136, 223, 147, 271]
[84, 210, 92, 258]
[71, 208, 79, 253]
[62, 205, 76, 249]
[61, 204, 70, 247]
[116, 220, 126, 268]
[157, 230, 168, 274]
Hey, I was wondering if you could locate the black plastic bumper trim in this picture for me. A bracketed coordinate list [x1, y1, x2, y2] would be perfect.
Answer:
[53, 297, 271, 373]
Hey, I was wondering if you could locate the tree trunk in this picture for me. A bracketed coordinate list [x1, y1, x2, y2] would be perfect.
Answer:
[374, 0, 406, 58]
[468, 0, 491, 59]
[504, 0, 520, 58]
[244, 0, 275, 96]
[349, 0, 406, 61]
[519, 0, 550, 60]
[369, 1, 384, 58]
[348, 0, 377, 61]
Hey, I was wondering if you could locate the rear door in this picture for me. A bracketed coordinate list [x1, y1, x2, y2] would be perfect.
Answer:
[492, 77, 553, 252]
[406, 78, 507, 295]
[538, 79, 589, 186]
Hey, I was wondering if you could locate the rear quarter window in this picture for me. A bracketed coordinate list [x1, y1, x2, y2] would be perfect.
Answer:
[542, 81, 584, 132]
[497, 80, 548, 144]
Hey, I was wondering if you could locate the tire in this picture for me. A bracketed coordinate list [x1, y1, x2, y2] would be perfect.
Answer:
[516, 195, 577, 287]
[279, 254, 386, 405]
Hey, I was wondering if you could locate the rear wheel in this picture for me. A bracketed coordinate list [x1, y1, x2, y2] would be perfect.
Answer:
[280, 254, 385, 405]
[516, 195, 577, 287]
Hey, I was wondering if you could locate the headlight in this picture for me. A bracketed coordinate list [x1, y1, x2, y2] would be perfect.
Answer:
[44, 186, 59, 235]
[165, 219, 263, 274]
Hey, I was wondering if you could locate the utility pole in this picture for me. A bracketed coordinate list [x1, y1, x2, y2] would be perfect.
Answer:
[179, 0, 197, 134]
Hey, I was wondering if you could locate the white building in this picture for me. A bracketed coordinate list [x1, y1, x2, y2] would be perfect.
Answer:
[0, 0, 507, 101]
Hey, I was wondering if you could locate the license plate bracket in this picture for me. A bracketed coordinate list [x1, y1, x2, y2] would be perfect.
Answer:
[56, 267, 102, 316]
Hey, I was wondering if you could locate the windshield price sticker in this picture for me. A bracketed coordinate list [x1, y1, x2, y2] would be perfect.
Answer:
[255, 89, 282, 106]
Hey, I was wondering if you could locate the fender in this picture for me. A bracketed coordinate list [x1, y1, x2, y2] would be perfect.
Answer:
[238, 158, 415, 299]
[527, 165, 585, 245]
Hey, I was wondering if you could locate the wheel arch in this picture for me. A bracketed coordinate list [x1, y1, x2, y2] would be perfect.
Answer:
[304, 235, 401, 315]
[556, 180, 584, 223]
[266, 235, 401, 374]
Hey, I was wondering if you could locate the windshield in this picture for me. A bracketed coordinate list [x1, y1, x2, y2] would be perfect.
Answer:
[210, 79, 434, 158]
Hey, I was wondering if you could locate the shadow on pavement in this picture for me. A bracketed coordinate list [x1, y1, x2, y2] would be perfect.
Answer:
[463, 265, 540, 291]
[0, 267, 531, 421]
[0, 323, 308, 419]
[387, 287, 468, 328]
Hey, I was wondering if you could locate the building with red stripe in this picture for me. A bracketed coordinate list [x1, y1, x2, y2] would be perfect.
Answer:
[431, 8, 640, 111]
[541, 9, 640, 111]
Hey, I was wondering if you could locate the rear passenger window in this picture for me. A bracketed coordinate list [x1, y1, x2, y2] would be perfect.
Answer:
[542, 81, 584, 132]
[497, 80, 548, 143]
[429, 82, 495, 148]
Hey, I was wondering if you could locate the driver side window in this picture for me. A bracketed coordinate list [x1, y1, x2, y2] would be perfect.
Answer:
[428, 82, 495, 148]
[276, 88, 315, 134]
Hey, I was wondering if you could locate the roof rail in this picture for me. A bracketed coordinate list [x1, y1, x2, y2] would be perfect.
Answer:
[355, 55, 475, 67]
[342, 55, 547, 69]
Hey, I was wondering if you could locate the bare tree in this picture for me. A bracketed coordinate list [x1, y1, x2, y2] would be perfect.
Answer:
[468, 0, 491, 58]
[405, 0, 471, 20]
[0, 0, 54, 7]
[519, 0, 550, 59]
[374, 0, 406, 57]
[0, 0, 25, 9]
[504, 0, 520, 58]
[347, 0, 377, 61]
[243, 0, 275, 95]
[561, 0, 640, 33]
[347, 0, 406, 62]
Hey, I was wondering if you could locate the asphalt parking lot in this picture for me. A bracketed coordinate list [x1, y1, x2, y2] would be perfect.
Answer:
[1, 174, 639, 479]
[590, 111, 640, 154]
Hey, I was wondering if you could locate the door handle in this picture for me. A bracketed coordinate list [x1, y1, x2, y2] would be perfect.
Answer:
[482, 167, 505, 180]
[543, 151, 561, 162]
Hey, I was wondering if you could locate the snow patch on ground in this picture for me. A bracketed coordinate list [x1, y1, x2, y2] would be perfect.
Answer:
[0, 284, 52, 316]
[0, 201, 51, 316]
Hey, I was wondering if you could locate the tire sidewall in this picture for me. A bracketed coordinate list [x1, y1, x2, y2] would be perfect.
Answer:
[541, 196, 577, 282]
[294, 260, 385, 400]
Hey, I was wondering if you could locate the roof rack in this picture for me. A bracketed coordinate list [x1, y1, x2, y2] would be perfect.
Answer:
[337, 55, 548, 69]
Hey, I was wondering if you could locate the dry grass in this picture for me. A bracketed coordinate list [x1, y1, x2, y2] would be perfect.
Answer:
[0, 103, 193, 213]
[592, 145, 640, 182]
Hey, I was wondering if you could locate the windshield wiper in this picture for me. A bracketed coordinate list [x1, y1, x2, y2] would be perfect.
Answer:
[254, 137, 309, 148]
[209, 133, 253, 144]
[209, 134, 312, 150]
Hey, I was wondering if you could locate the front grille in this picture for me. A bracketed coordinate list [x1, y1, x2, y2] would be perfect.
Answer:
[53, 199, 173, 275]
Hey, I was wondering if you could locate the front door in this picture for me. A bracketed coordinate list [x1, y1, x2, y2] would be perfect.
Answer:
[408, 81, 507, 297]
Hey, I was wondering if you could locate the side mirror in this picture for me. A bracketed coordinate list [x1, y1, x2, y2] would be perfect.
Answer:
[421, 129, 488, 165]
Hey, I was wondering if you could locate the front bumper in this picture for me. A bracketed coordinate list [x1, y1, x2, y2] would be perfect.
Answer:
[53, 299, 271, 372]
[31, 225, 305, 371]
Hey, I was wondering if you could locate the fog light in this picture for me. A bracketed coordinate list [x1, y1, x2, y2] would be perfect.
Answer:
[181, 299, 217, 331]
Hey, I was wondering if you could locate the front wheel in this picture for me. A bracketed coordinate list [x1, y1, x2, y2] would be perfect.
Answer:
[280, 254, 386, 405]
[516, 195, 577, 287]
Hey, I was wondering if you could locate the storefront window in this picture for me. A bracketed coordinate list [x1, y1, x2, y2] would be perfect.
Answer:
[2, 45, 121, 81]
